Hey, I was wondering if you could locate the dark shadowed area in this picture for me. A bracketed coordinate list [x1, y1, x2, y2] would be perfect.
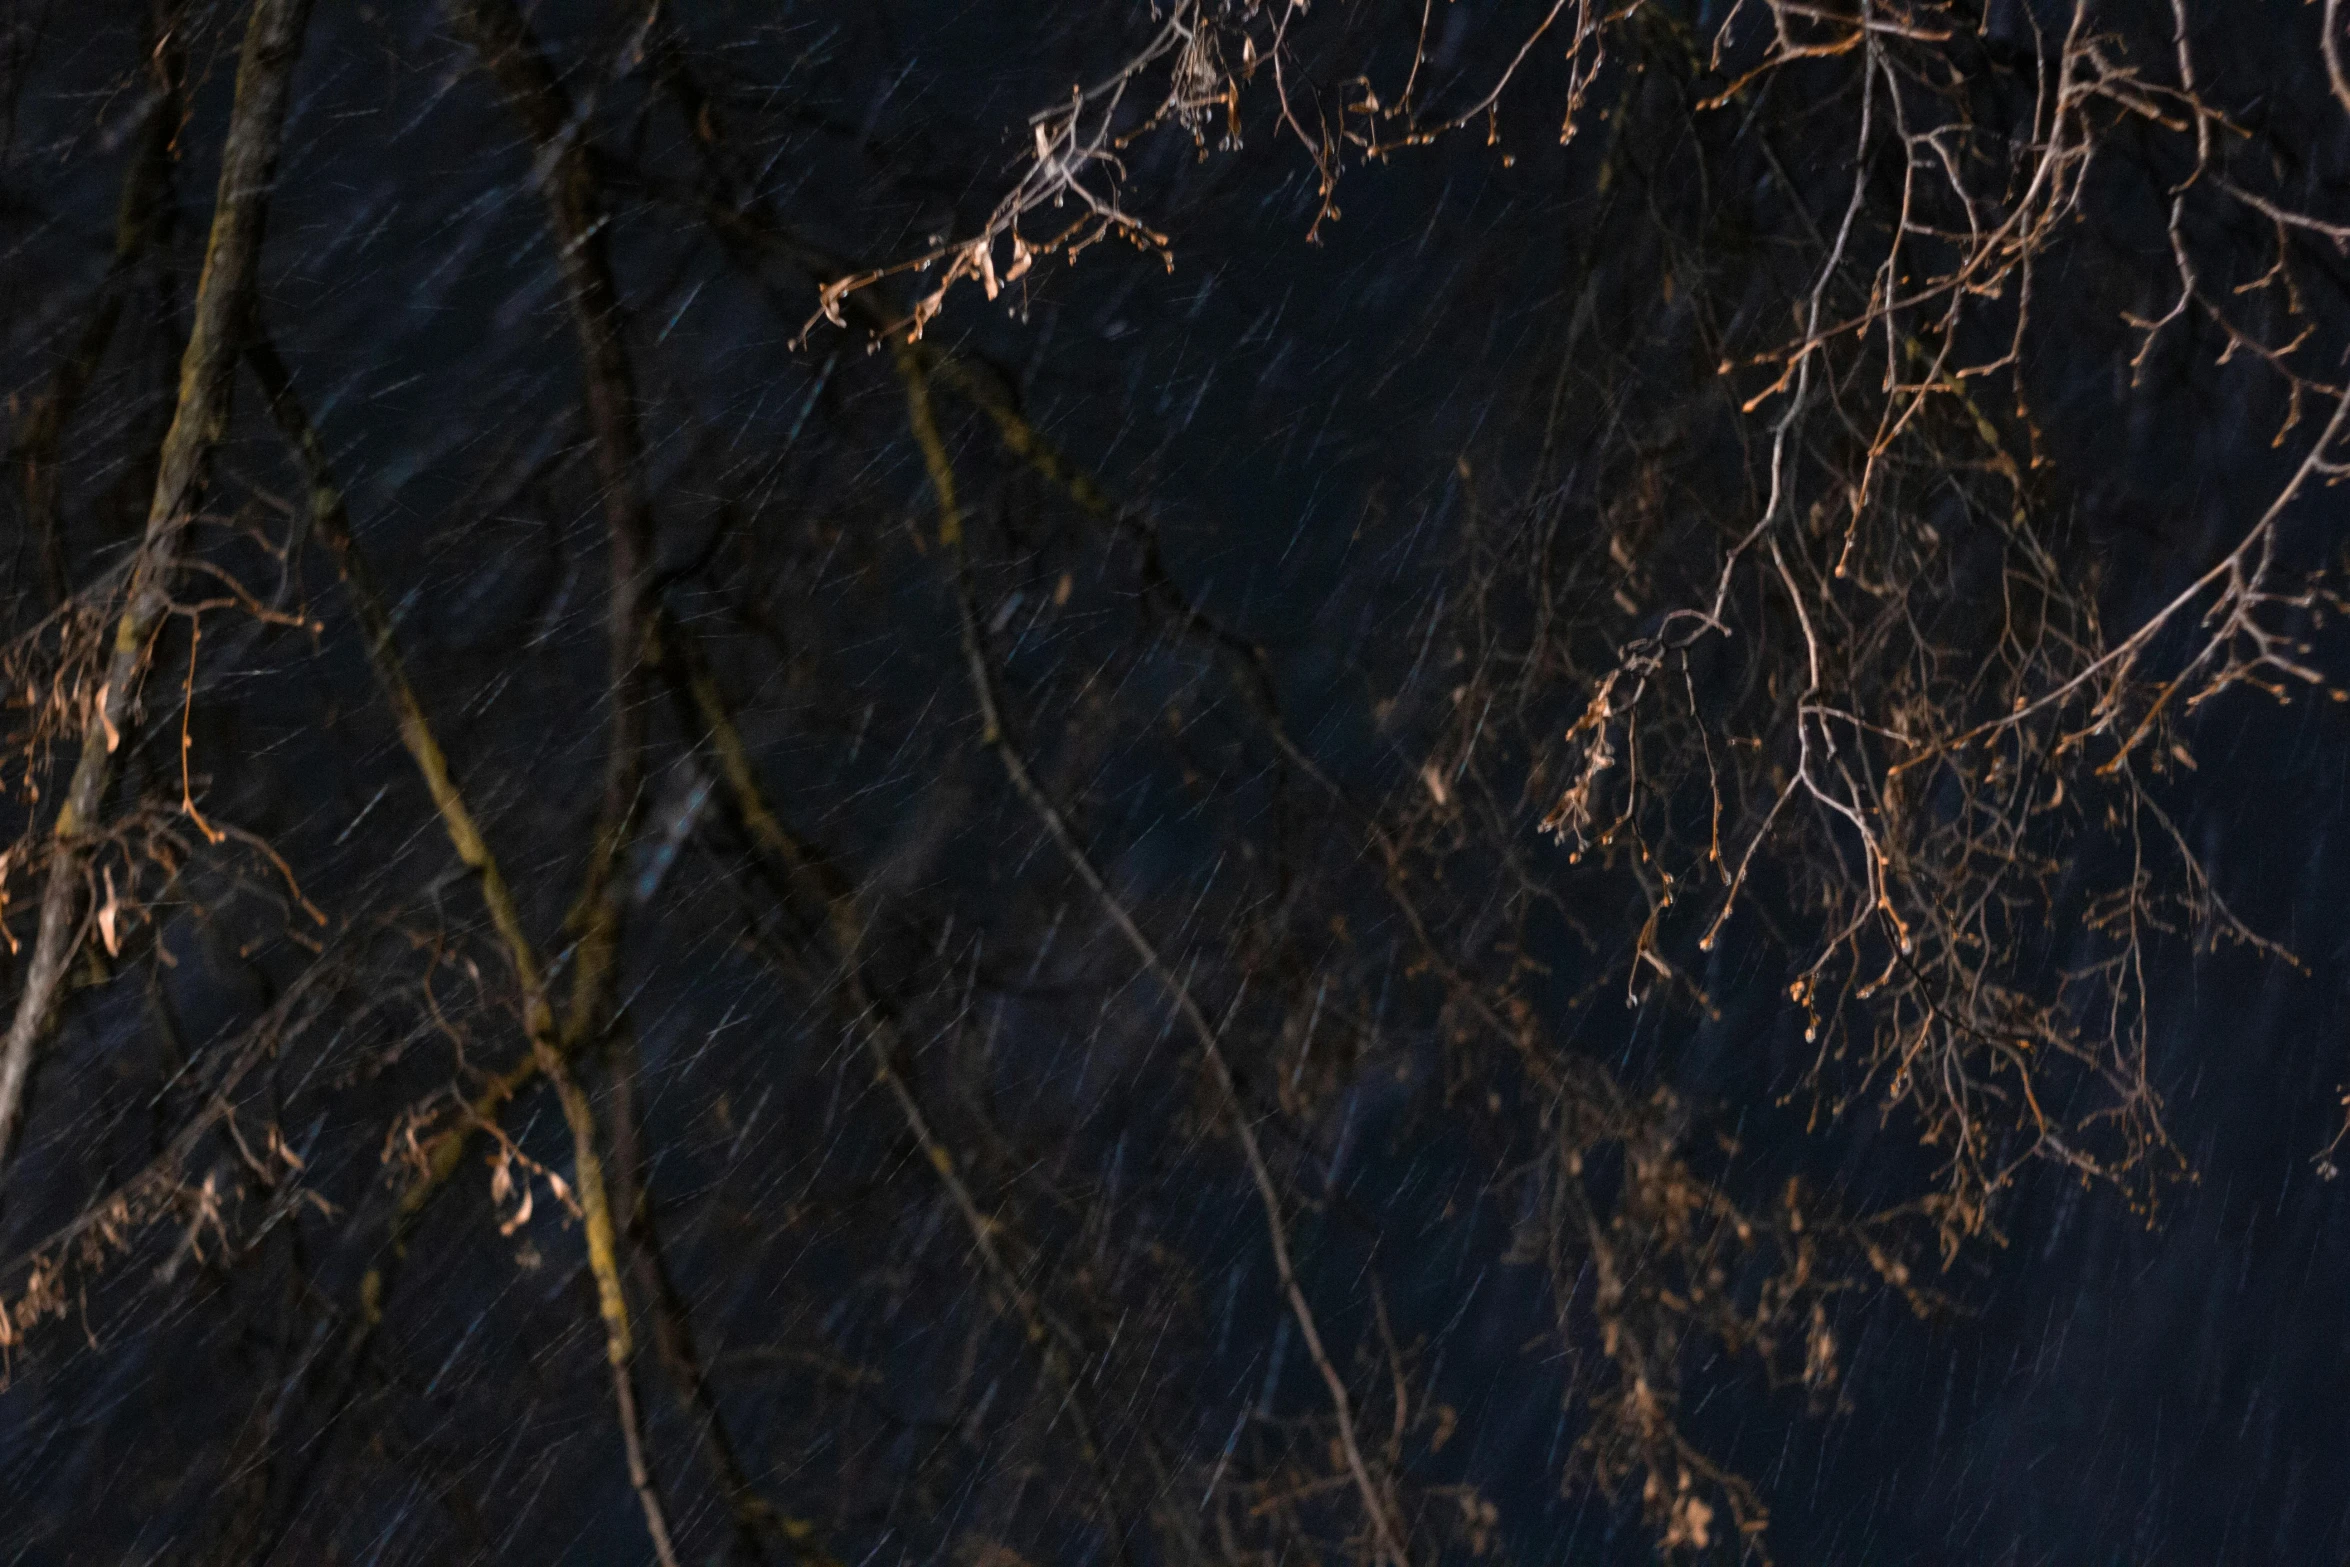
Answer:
[2, 2, 2348, 1563]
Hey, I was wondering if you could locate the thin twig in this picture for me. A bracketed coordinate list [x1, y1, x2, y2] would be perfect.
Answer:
[900, 352, 1412, 1567]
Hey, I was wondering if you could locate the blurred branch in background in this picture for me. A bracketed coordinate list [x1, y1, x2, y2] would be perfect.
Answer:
[2, 2, 2349, 1563]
